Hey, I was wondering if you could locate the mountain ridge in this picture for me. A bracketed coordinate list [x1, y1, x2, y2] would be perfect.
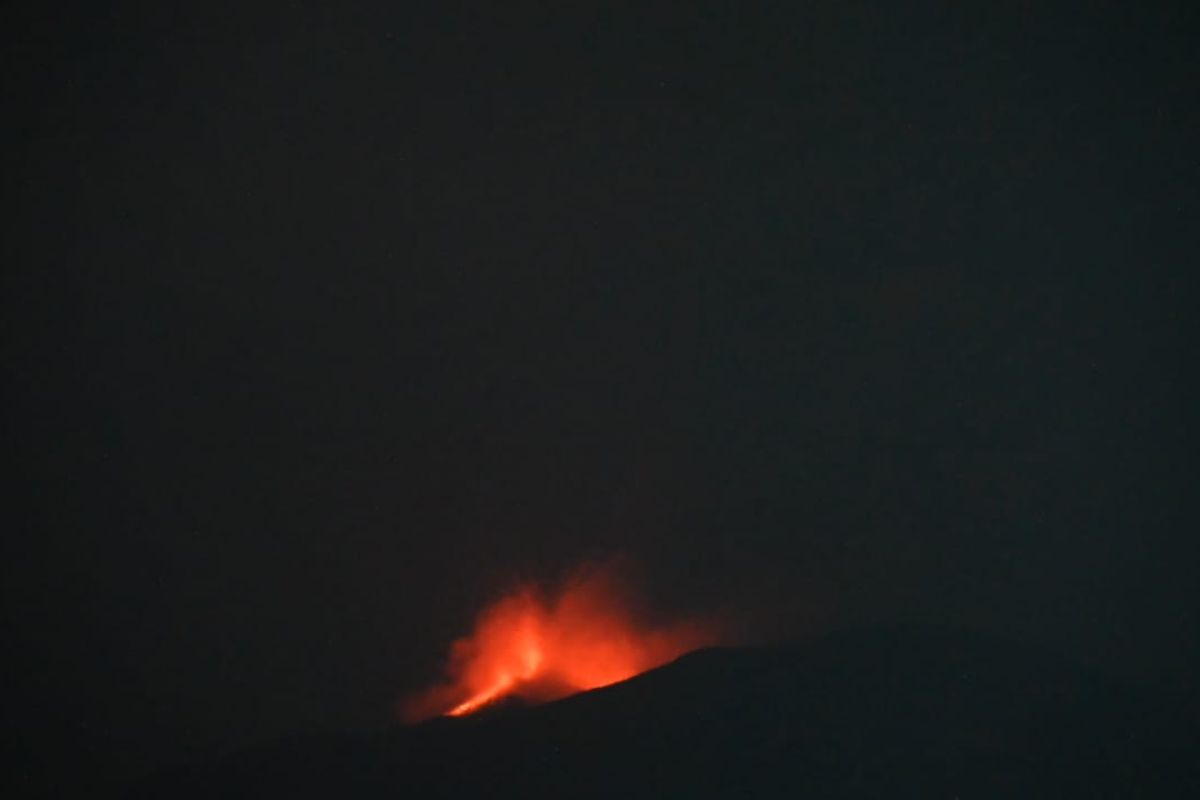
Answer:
[127, 625, 1199, 798]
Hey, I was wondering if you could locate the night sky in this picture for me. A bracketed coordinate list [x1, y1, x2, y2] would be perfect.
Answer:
[6, 2, 1196, 793]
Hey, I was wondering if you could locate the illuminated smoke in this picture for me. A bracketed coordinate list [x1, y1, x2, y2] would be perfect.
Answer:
[401, 564, 720, 721]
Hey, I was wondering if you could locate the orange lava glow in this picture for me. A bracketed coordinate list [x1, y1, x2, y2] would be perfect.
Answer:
[402, 565, 719, 721]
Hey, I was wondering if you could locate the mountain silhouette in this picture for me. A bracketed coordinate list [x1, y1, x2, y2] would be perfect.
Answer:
[126, 627, 1199, 798]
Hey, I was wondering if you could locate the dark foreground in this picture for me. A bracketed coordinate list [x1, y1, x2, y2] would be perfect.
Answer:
[127, 628, 1198, 798]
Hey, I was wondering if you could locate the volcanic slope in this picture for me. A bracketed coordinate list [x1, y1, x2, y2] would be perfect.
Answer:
[127, 627, 1199, 798]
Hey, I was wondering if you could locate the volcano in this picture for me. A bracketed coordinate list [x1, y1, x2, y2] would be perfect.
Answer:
[125, 627, 1199, 798]
[401, 565, 722, 721]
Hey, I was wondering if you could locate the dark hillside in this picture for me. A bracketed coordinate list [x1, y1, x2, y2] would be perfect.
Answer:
[129, 627, 1199, 798]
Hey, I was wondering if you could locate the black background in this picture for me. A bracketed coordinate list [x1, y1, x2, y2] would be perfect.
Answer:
[5, 1, 1196, 793]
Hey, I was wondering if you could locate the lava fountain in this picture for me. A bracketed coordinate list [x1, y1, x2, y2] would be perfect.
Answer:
[402, 564, 721, 721]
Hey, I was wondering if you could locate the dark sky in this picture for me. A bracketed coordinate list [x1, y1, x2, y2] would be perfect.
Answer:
[5, 1, 1196, 793]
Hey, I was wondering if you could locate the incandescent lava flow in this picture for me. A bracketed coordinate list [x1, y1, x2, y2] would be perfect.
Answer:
[402, 565, 721, 722]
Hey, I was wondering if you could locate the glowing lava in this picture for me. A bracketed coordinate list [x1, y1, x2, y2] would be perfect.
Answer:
[402, 565, 719, 721]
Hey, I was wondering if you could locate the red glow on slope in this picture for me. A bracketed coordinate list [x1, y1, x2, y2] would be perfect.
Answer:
[402, 566, 719, 721]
